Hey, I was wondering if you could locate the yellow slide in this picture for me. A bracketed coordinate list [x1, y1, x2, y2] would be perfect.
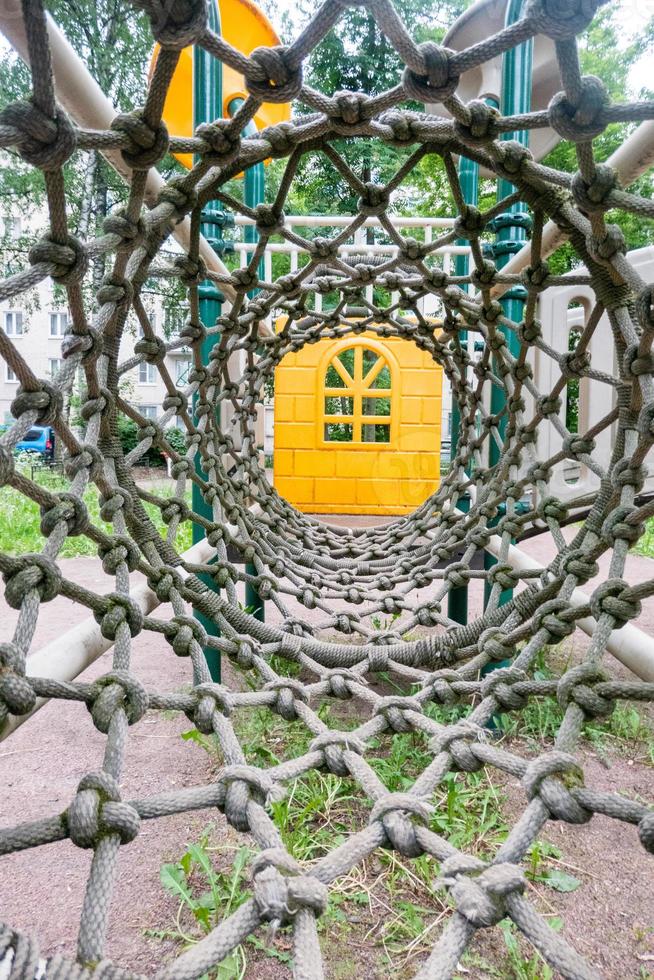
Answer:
[151, 0, 291, 169]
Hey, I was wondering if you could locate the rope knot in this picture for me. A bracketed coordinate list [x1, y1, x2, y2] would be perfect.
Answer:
[196, 119, 241, 162]
[309, 731, 365, 776]
[67, 771, 140, 848]
[548, 75, 608, 142]
[455, 100, 500, 144]
[0, 642, 35, 719]
[602, 505, 644, 546]
[190, 682, 233, 732]
[402, 43, 459, 103]
[481, 667, 529, 711]
[260, 121, 296, 157]
[215, 765, 285, 832]
[477, 627, 515, 662]
[29, 234, 88, 285]
[556, 664, 614, 719]
[255, 204, 285, 235]
[357, 182, 390, 217]
[590, 578, 641, 628]
[561, 547, 598, 583]
[454, 205, 485, 241]
[330, 90, 370, 127]
[245, 46, 303, 103]
[425, 668, 461, 705]
[147, 0, 208, 49]
[104, 207, 145, 251]
[264, 678, 308, 720]
[40, 492, 89, 538]
[323, 667, 363, 700]
[571, 163, 618, 213]
[0, 100, 76, 170]
[526, 0, 600, 39]
[11, 380, 63, 425]
[157, 177, 198, 218]
[172, 254, 207, 289]
[135, 335, 167, 363]
[532, 597, 575, 639]
[369, 793, 433, 857]
[87, 670, 148, 733]
[374, 695, 422, 733]
[587, 224, 626, 262]
[492, 139, 533, 176]
[430, 721, 486, 772]
[165, 615, 208, 656]
[438, 856, 525, 928]
[94, 593, 144, 641]
[99, 536, 141, 576]
[3, 553, 62, 609]
[111, 110, 169, 169]
[97, 274, 134, 309]
[252, 849, 328, 930]
[522, 751, 590, 823]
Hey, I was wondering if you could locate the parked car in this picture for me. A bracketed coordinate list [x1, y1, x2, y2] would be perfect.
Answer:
[15, 425, 55, 460]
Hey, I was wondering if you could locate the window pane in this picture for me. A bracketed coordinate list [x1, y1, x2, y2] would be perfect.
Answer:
[324, 422, 353, 442]
[362, 397, 390, 417]
[362, 349, 378, 375]
[369, 364, 391, 389]
[337, 348, 355, 378]
[362, 422, 390, 443]
[325, 362, 346, 388]
[324, 396, 353, 415]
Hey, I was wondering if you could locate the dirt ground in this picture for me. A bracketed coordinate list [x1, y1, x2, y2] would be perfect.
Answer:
[0, 526, 653, 977]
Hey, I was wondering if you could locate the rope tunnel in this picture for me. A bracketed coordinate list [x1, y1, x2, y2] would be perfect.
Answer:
[0, 0, 653, 976]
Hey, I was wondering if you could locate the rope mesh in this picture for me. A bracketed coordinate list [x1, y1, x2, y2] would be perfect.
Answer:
[1, 0, 654, 976]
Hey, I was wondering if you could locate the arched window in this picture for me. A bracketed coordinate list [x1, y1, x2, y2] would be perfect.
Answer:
[322, 342, 394, 445]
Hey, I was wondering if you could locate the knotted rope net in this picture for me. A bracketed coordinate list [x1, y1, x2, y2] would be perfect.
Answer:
[1, 0, 654, 976]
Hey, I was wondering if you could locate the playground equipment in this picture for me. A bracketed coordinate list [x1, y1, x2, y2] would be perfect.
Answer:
[1, 2, 654, 980]
[151, 0, 290, 169]
[274, 327, 443, 514]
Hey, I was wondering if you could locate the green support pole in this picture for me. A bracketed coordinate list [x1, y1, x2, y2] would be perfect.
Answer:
[228, 98, 265, 622]
[483, 0, 532, 612]
[192, 0, 224, 679]
[447, 150, 478, 626]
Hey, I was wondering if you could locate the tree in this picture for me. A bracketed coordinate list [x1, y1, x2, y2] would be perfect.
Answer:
[263, 0, 469, 217]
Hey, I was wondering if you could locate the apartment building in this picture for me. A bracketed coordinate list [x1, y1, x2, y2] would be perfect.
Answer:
[0, 214, 192, 428]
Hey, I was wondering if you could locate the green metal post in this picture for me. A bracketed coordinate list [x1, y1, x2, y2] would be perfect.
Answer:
[483, 0, 532, 611]
[228, 98, 265, 622]
[192, 0, 224, 679]
[447, 150, 478, 626]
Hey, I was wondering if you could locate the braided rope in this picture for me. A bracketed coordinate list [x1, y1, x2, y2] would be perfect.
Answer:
[1, 0, 653, 976]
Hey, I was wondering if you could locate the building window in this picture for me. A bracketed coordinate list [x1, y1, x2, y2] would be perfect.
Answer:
[140, 404, 158, 420]
[138, 362, 156, 384]
[6, 365, 17, 383]
[176, 358, 192, 382]
[49, 358, 63, 377]
[3, 311, 23, 336]
[50, 312, 68, 337]
[322, 344, 393, 444]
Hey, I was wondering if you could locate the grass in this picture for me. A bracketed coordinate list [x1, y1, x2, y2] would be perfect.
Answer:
[149, 676, 650, 980]
[0, 461, 193, 557]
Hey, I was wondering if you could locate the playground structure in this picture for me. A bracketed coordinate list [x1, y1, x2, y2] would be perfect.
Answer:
[0, 1, 654, 980]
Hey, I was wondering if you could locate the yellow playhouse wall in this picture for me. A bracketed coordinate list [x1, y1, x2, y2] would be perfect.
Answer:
[273, 332, 442, 515]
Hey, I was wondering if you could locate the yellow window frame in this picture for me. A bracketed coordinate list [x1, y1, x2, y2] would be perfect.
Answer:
[318, 337, 398, 448]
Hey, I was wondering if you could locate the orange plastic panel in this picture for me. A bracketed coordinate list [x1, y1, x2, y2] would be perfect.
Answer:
[273, 324, 443, 515]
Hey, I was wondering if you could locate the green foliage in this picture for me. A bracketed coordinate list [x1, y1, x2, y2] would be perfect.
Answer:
[0, 462, 193, 557]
